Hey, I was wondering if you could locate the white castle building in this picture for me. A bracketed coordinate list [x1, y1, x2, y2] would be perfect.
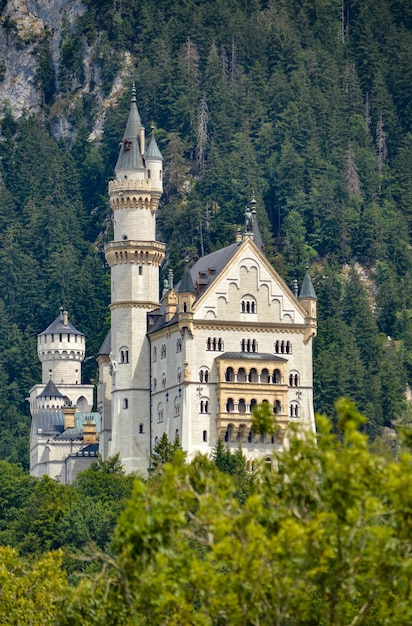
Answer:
[29, 88, 317, 481]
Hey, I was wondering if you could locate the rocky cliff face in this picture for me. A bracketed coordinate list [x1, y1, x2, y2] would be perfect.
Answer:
[0, 0, 132, 141]
[0, 0, 85, 118]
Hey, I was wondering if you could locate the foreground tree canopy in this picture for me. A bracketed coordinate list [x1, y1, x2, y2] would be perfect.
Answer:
[2, 401, 410, 625]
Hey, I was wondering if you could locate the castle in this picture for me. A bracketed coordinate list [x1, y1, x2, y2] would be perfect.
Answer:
[29, 89, 317, 481]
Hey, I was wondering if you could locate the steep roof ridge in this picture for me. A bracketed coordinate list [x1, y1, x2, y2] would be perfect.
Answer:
[115, 85, 144, 172]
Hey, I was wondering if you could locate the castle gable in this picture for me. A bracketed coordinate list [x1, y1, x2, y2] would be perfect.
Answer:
[193, 239, 306, 325]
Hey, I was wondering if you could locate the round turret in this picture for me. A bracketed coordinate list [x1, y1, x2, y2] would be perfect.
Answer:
[37, 310, 85, 384]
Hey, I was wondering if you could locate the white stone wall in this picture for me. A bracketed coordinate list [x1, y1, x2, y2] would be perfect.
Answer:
[113, 205, 156, 242]
[38, 332, 85, 384]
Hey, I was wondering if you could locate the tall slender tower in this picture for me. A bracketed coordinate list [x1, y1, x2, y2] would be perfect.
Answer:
[105, 87, 164, 473]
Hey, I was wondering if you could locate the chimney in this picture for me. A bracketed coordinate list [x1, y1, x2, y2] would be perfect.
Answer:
[83, 420, 97, 444]
[63, 405, 75, 430]
[168, 268, 174, 290]
[236, 228, 242, 242]
[63, 310, 68, 326]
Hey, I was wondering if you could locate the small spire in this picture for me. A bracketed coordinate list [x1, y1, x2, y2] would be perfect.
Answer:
[115, 84, 144, 172]
[299, 266, 317, 300]
[179, 260, 196, 294]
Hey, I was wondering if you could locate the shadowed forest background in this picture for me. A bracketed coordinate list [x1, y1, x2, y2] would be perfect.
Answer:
[1, 0, 412, 465]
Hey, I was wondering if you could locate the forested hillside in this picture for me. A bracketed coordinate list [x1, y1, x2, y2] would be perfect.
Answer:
[1, 0, 412, 464]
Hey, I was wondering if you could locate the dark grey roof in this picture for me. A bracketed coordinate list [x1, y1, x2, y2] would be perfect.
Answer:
[175, 241, 242, 298]
[252, 211, 264, 251]
[97, 329, 111, 356]
[39, 311, 84, 337]
[216, 352, 288, 362]
[31, 410, 65, 435]
[299, 270, 317, 300]
[145, 131, 163, 159]
[178, 264, 196, 294]
[37, 379, 65, 399]
[115, 88, 144, 172]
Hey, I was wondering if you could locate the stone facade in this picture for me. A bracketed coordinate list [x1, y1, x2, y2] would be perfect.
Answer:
[29, 310, 100, 484]
[97, 91, 317, 474]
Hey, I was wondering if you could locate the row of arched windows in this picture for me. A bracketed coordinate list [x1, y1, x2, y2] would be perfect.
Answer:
[275, 340, 292, 354]
[241, 299, 256, 313]
[223, 425, 278, 444]
[224, 367, 282, 384]
[207, 337, 224, 351]
[224, 398, 300, 417]
[241, 338, 258, 353]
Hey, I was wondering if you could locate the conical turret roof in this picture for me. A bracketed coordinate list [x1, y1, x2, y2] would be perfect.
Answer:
[299, 268, 317, 300]
[145, 130, 163, 159]
[39, 310, 84, 337]
[178, 263, 196, 294]
[115, 86, 144, 172]
[37, 379, 65, 399]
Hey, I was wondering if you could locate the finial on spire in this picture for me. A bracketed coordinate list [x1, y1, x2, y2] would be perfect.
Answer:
[131, 82, 137, 102]
[250, 190, 256, 208]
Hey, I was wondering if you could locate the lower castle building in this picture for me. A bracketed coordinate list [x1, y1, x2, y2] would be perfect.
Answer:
[29, 89, 317, 481]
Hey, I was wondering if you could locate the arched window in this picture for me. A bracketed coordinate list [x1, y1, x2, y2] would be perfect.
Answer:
[226, 398, 234, 412]
[289, 371, 300, 387]
[161, 373, 166, 389]
[207, 337, 211, 350]
[212, 338, 217, 350]
[120, 348, 129, 364]
[237, 368, 247, 383]
[157, 403, 164, 422]
[290, 402, 299, 418]
[261, 368, 270, 383]
[161, 344, 167, 359]
[224, 424, 234, 442]
[153, 346, 157, 362]
[273, 369, 281, 384]
[250, 399, 257, 414]
[203, 430, 208, 442]
[123, 398, 128, 409]
[275, 339, 292, 354]
[225, 367, 234, 382]
[174, 397, 180, 416]
[175, 429, 180, 442]
[199, 368, 210, 383]
[274, 400, 281, 415]
[241, 297, 257, 314]
[249, 368, 258, 383]
[241, 338, 258, 353]
[176, 337, 182, 353]
[218, 338, 224, 351]
[238, 398, 246, 414]
[200, 398, 209, 414]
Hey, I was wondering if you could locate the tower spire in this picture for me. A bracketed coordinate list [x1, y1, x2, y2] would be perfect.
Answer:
[115, 86, 144, 174]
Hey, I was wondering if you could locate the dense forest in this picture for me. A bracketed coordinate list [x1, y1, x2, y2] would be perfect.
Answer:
[1, 0, 412, 465]
[2, 402, 412, 624]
